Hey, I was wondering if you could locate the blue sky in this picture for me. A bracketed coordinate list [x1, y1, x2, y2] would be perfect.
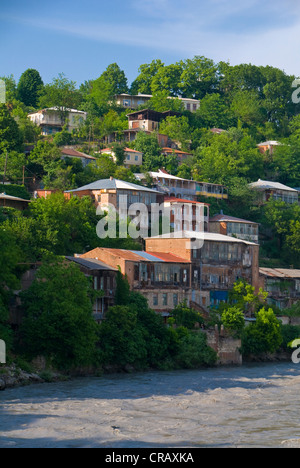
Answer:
[1, 0, 300, 88]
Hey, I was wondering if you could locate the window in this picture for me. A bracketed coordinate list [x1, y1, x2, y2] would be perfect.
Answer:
[162, 293, 168, 306]
[183, 269, 187, 283]
[173, 293, 178, 306]
[127, 155, 130, 160]
[135, 155, 139, 161]
[153, 295, 158, 306]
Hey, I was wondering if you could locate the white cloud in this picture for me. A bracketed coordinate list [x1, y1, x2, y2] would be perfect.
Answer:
[2, 0, 300, 76]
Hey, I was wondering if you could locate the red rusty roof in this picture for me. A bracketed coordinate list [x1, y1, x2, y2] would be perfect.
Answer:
[146, 252, 190, 263]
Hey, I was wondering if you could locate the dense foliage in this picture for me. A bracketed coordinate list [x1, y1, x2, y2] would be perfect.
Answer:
[0, 57, 299, 370]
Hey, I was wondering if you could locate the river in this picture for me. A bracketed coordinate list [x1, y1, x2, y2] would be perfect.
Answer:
[1, 362, 300, 448]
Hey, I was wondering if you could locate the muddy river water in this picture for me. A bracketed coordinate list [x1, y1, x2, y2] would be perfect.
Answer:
[1, 362, 300, 448]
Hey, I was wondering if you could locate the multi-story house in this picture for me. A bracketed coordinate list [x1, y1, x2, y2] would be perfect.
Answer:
[195, 181, 228, 200]
[135, 169, 228, 201]
[163, 197, 210, 232]
[79, 247, 192, 318]
[114, 93, 200, 113]
[249, 179, 299, 204]
[161, 147, 193, 164]
[146, 231, 260, 311]
[64, 176, 163, 212]
[79, 228, 260, 316]
[209, 213, 259, 243]
[28, 107, 87, 135]
[257, 140, 282, 155]
[60, 147, 96, 167]
[100, 147, 143, 167]
[66, 256, 117, 322]
[259, 267, 300, 310]
[135, 169, 197, 201]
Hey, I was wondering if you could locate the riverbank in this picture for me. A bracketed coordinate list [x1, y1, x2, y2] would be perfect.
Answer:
[0, 348, 293, 391]
[0, 363, 68, 391]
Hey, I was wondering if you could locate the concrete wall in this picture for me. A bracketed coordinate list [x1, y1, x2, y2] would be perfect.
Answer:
[206, 327, 242, 366]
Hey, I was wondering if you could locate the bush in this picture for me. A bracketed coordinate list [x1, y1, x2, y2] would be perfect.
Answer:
[221, 306, 245, 336]
[241, 307, 282, 356]
[174, 331, 217, 369]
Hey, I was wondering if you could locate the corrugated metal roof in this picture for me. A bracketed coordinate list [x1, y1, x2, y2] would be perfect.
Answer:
[61, 148, 96, 160]
[249, 179, 298, 192]
[66, 256, 118, 271]
[0, 193, 30, 202]
[259, 268, 300, 279]
[210, 214, 258, 224]
[80, 248, 189, 264]
[65, 178, 159, 194]
[147, 252, 191, 263]
[130, 251, 163, 262]
[147, 230, 258, 245]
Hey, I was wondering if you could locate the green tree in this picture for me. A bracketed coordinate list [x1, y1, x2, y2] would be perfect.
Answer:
[130, 59, 164, 94]
[115, 268, 131, 306]
[159, 115, 192, 151]
[27, 192, 99, 257]
[174, 332, 217, 369]
[230, 90, 265, 129]
[0, 104, 23, 153]
[0, 228, 23, 350]
[0, 75, 17, 102]
[170, 300, 204, 329]
[27, 139, 62, 183]
[101, 63, 129, 95]
[228, 279, 268, 316]
[221, 306, 245, 336]
[98, 305, 147, 368]
[17, 68, 44, 108]
[195, 93, 236, 129]
[241, 307, 282, 356]
[39, 73, 82, 115]
[180, 56, 220, 99]
[147, 90, 184, 112]
[134, 132, 164, 171]
[20, 256, 99, 369]
[0, 150, 26, 184]
[151, 63, 183, 97]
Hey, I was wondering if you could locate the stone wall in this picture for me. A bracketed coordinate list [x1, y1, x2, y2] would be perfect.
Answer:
[206, 326, 242, 366]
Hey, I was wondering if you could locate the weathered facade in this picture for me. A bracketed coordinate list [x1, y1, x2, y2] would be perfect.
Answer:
[249, 179, 299, 205]
[80, 230, 260, 316]
[79, 247, 192, 318]
[66, 257, 117, 322]
[146, 231, 260, 310]
[209, 213, 259, 243]
[259, 267, 300, 310]
[28, 107, 87, 135]
[65, 177, 163, 211]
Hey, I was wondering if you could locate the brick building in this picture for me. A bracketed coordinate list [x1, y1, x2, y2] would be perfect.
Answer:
[80, 229, 260, 316]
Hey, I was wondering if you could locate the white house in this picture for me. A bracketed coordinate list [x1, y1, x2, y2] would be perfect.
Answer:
[28, 107, 87, 135]
[100, 147, 143, 166]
